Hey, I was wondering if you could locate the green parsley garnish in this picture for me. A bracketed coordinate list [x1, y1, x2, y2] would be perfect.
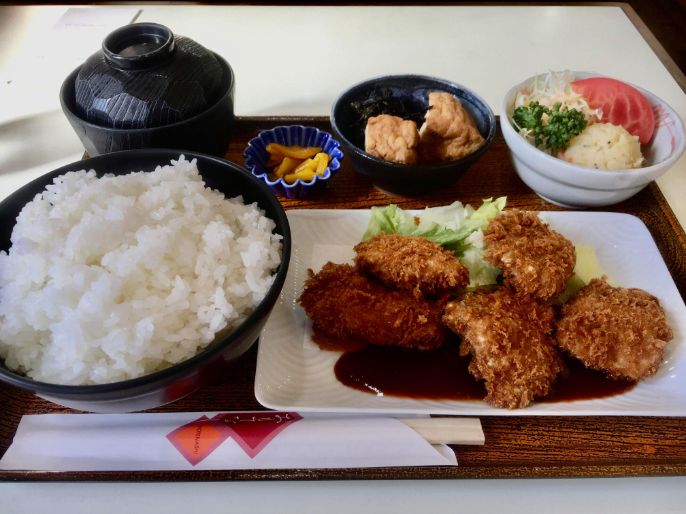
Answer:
[512, 101, 587, 154]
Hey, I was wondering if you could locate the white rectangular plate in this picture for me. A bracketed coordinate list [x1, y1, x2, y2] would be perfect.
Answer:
[255, 209, 686, 415]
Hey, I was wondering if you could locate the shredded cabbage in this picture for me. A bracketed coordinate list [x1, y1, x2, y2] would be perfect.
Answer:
[362, 197, 506, 286]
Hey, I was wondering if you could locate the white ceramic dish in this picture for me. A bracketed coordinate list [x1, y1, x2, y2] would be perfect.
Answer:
[500, 72, 686, 208]
[254, 209, 686, 416]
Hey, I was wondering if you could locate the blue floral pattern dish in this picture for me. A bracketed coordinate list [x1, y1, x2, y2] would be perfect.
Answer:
[244, 125, 344, 199]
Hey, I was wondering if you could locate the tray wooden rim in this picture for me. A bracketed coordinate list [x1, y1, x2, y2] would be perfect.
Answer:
[3, 114, 686, 481]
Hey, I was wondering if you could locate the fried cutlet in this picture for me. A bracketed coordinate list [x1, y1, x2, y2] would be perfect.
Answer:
[364, 114, 420, 164]
[556, 278, 673, 381]
[419, 92, 485, 162]
[353, 233, 469, 297]
[299, 262, 447, 350]
[484, 210, 575, 301]
[442, 287, 563, 409]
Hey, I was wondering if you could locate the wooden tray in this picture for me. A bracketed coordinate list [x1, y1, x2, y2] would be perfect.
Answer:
[1, 117, 685, 481]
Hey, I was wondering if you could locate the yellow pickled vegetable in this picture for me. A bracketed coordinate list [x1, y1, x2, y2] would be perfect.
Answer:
[273, 156, 300, 178]
[266, 143, 321, 160]
[283, 168, 317, 184]
[295, 168, 316, 182]
[293, 158, 317, 174]
[265, 142, 331, 184]
[313, 152, 330, 175]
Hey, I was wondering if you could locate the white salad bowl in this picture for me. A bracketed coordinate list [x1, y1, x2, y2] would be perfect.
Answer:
[500, 72, 685, 208]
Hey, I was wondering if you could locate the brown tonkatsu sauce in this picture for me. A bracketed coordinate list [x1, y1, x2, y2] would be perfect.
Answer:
[544, 357, 636, 402]
[334, 339, 485, 400]
[318, 328, 636, 403]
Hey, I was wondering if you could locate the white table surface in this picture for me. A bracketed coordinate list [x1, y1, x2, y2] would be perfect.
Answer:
[1, 5, 685, 512]
[2, 477, 686, 514]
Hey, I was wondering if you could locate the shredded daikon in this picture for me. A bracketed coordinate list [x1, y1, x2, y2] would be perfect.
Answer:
[513, 71, 601, 123]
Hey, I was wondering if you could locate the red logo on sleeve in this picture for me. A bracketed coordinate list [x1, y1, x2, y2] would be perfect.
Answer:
[166, 412, 302, 465]
[211, 412, 303, 458]
[165, 415, 230, 466]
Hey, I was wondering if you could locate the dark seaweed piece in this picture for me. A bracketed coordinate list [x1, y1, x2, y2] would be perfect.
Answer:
[349, 87, 426, 146]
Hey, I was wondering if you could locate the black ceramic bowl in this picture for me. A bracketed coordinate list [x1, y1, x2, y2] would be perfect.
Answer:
[0, 150, 290, 412]
[330, 74, 496, 195]
[60, 24, 235, 157]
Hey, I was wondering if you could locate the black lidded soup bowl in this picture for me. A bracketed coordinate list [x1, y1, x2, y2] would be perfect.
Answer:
[0, 150, 290, 412]
[330, 74, 496, 195]
[60, 23, 235, 157]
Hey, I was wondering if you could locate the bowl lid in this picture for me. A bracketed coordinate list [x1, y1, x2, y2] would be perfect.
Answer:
[74, 23, 225, 129]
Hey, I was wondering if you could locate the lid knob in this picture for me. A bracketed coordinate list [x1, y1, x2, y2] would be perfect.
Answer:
[103, 23, 175, 70]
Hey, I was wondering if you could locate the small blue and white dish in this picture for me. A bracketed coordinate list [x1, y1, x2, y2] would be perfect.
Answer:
[244, 125, 344, 199]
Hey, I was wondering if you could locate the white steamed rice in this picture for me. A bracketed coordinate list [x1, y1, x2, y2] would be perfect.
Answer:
[0, 156, 282, 385]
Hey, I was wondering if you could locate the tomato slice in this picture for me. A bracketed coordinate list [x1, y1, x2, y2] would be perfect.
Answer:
[571, 77, 655, 144]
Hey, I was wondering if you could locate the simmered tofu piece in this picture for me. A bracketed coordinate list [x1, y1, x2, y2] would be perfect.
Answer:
[365, 114, 420, 164]
[419, 92, 485, 162]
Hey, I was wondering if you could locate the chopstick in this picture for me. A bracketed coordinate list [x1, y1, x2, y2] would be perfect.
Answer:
[399, 417, 485, 445]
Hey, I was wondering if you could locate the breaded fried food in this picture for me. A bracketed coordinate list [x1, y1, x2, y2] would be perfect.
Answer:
[419, 92, 485, 162]
[354, 233, 469, 297]
[365, 114, 420, 164]
[443, 287, 562, 409]
[484, 210, 575, 301]
[556, 278, 673, 380]
[299, 262, 447, 350]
